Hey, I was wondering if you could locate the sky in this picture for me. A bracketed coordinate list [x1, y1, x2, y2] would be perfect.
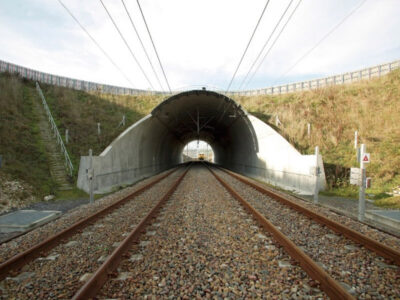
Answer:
[0, 0, 399, 92]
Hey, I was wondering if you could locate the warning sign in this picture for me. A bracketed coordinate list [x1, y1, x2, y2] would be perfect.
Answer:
[362, 153, 370, 163]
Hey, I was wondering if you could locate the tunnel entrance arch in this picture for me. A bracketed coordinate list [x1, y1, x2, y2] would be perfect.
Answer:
[78, 90, 326, 195]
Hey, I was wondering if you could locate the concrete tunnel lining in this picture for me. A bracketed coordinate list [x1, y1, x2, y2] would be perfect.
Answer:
[77, 90, 326, 195]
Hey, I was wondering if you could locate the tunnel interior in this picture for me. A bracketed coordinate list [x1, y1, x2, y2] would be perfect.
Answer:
[151, 90, 258, 167]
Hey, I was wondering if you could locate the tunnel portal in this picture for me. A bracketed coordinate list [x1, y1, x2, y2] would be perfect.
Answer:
[77, 90, 325, 195]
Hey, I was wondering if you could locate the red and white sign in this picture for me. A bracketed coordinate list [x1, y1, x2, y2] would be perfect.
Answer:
[362, 153, 370, 163]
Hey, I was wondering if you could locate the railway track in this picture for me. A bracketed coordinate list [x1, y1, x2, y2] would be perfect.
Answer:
[0, 162, 398, 298]
[0, 164, 189, 299]
[211, 164, 400, 299]
[97, 163, 328, 299]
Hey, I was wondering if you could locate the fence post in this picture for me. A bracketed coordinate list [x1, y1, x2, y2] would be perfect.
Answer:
[275, 115, 281, 127]
[65, 129, 69, 144]
[354, 130, 358, 149]
[307, 123, 311, 138]
[97, 123, 101, 135]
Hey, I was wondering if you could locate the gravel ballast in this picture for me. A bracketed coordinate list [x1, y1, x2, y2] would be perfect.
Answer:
[216, 168, 400, 299]
[0, 168, 177, 263]
[0, 168, 185, 299]
[100, 164, 326, 299]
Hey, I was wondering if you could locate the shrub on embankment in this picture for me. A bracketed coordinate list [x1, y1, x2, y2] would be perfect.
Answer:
[232, 69, 400, 200]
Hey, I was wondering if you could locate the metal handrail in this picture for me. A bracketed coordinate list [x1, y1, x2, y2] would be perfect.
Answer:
[36, 82, 74, 177]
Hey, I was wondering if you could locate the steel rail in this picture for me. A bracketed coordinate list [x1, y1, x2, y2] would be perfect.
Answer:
[0, 166, 181, 280]
[206, 166, 354, 299]
[221, 167, 400, 266]
[72, 164, 191, 299]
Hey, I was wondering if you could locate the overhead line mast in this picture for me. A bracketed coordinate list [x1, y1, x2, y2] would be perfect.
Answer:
[100, 0, 155, 90]
[57, 0, 136, 88]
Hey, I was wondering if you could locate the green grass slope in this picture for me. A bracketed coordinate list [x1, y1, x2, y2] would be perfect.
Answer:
[232, 69, 400, 201]
[39, 84, 155, 173]
[0, 73, 56, 197]
[0, 73, 156, 201]
[1, 69, 399, 206]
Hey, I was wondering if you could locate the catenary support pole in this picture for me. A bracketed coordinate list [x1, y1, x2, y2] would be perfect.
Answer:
[358, 144, 366, 221]
[313, 146, 319, 204]
[89, 149, 94, 204]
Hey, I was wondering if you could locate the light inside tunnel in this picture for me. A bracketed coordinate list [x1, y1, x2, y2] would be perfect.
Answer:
[182, 140, 214, 162]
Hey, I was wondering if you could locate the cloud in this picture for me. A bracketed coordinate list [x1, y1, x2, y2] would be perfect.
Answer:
[0, 0, 399, 91]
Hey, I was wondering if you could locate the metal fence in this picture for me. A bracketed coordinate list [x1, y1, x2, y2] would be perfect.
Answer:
[230, 60, 400, 96]
[36, 82, 74, 177]
[0, 59, 155, 96]
[1, 58, 399, 97]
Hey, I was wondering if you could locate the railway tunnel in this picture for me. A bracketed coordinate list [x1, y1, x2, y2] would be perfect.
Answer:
[77, 89, 326, 194]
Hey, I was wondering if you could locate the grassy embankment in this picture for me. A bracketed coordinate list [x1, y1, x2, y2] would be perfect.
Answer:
[232, 69, 400, 207]
[0, 73, 159, 202]
[1, 69, 399, 208]
[49, 72, 399, 206]
[0, 73, 56, 200]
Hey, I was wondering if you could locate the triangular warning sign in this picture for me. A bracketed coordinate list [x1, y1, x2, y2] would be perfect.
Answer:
[362, 153, 370, 163]
[363, 155, 368, 161]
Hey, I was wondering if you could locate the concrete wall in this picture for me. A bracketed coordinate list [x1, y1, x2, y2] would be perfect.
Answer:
[78, 91, 326, 195]
[77, 115, 181, 193]
[228, 115, 326, 194]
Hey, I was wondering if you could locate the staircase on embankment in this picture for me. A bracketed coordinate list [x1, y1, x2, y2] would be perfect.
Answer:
[33, 94, 73, 191]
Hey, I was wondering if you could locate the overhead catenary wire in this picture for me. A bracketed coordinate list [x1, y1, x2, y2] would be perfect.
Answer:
[238, 0, 296, 90]
[57, 0, 136, 88]
[136, 0, 171, 93]
[225, 0, 271, 92]
[244, 0, 302, 90]
[121, 0, 164, 92]
[99, 0, 155, 90]
[274, 0, 368, 86]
